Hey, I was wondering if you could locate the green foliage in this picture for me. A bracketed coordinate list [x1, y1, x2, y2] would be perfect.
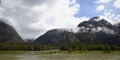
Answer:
[60, 42, 120, 52]
[0, 43, 56, 51]
[0, 42, 120, 52]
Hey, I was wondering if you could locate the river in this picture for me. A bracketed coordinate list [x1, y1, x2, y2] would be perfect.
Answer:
[0, 51, 120, 60]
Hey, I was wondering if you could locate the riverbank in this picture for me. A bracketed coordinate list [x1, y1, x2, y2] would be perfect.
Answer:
[0, 51, 120, 54]
[1, 51, 120, 60]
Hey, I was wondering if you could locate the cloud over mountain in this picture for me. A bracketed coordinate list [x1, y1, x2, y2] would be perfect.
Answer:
[0, 0, 81, 39]
[0, 0, 119, 40]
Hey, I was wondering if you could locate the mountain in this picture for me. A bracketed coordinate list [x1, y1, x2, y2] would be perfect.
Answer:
[76, 16, 120, 45]
[78, 16, 115, 33]
[34, 16, 120, 46]
[26, 39, 34, 43]
[34, 29, 79, 46]
[0, 20, 24, 43]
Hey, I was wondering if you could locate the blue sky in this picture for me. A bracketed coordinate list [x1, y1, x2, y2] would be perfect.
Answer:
[75, 0, 120, 20]
[76, 0, 99, 17]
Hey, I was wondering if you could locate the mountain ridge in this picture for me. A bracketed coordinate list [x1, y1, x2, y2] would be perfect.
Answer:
[34, 16, 120, 46]
[0, 20, 24, 43]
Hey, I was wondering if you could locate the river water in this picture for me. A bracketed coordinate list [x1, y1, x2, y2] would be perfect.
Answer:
[0, 51, 120, 60]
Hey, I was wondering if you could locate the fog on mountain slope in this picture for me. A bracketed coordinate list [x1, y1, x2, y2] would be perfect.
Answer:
[77, 16, 117, 34]
[34, 16, 120, 46]
[0, 19, 24, 43]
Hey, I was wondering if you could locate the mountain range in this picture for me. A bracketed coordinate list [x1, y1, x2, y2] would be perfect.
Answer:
[0, 16, 120, 46]
[34, 16, 120, 46]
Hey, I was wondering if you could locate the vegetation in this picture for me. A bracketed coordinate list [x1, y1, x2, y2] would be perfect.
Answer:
[0, 42, 120, 53]
[60, 43, 120, 53]
[0, 43, 56, 51]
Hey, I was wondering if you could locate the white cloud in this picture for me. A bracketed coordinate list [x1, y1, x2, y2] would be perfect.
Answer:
[103, 9, 120, 24]
[71, 16, 89, 33]
[0, 0, 81, 39]
[77, 16, 89, 22]
[95, 0, 111, 3]
[104, 9, 114, 18]
[113, 0, 120, 9]
[96, 5, 105, 12]
[95, 0, 120, 23]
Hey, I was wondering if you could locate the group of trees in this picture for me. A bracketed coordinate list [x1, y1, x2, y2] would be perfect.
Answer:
[0, 43, 55, 51]
[60, 43, 120, 53]
[0, 42, 120, 53]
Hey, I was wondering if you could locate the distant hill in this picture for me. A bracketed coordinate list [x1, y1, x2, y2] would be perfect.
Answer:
[0, 20, 24, 43]
[34, 16, 120, 46]
[34, 29, 79, 46]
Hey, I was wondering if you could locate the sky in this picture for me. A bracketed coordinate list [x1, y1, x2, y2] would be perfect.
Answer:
[0, 0, 120, 39]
